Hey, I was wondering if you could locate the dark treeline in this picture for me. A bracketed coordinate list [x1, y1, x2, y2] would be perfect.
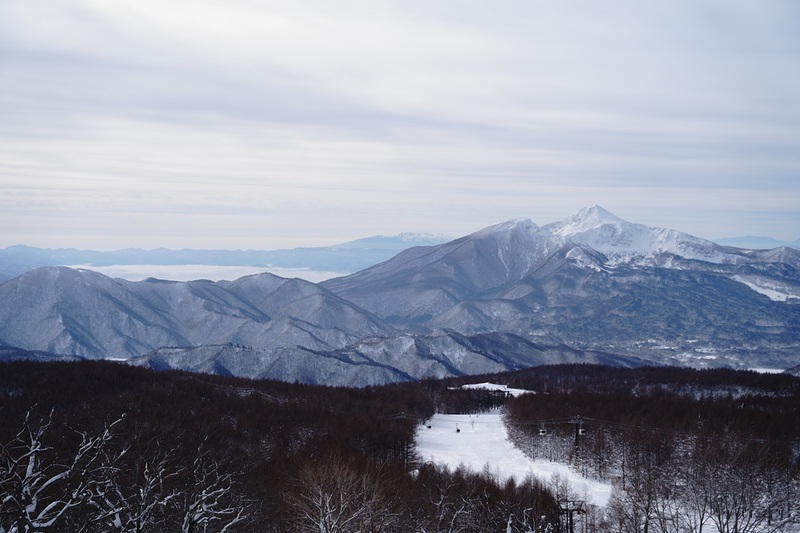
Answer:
[0, 361, 555, 532]
[500, 364, 800, 532]
[3, 361, 800, 532]
[501, 363, 800, 398]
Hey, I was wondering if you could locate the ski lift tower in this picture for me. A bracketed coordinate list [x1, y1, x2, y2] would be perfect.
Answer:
[570, 416, 585, 448]
[557, 499, 586, 533]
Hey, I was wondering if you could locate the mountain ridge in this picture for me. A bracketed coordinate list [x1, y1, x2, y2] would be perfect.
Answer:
[0, 267, 395, 359]
[2, 206, 798, 384]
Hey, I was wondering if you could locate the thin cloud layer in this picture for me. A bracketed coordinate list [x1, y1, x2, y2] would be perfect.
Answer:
[1, 0, 799, 249]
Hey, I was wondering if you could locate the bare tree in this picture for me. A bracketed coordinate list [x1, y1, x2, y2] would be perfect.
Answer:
[425, 477, 477, 532]
[673, 442, 714, 533]
[286, 456, 402, 533]
[0, 411, 121, 533]
[175, 448, 251, 533]
[704, 441, 787, 533]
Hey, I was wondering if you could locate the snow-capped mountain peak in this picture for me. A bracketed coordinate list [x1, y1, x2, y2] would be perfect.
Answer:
[543, 206, 733, 266]
[548, 204, 626, 236]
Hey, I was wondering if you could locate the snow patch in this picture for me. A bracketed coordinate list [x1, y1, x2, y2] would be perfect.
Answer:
[731, 275, 799, 303]
[452, 382, 534, 397]
[750, 367, 786, 374]
[565, 247, 603, 271]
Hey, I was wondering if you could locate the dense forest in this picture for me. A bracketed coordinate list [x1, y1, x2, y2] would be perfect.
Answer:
[501, 365, 800, 532]
[1, 361, 799, 532]
[0, 361, 554, 532]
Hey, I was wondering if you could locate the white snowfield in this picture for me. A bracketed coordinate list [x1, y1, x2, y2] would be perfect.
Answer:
[454, 382, 533, 397]
[415, 410, 612, 507]
[731, 274, 800, 303]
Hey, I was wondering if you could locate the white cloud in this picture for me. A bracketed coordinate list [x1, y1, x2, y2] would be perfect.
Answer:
[1, 0, 799, 249]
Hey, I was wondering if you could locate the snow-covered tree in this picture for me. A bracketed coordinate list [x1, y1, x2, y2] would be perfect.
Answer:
[0, 411, 121, 533]
[175, 447, 250, 533]
[82, 444, 179, 533]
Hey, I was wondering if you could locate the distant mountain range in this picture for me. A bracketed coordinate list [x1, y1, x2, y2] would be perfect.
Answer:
[3, 230, 796, 284]
[0, 233, 451, 283]
[714, 236, 800, 250]
[1, 206, 798, 385]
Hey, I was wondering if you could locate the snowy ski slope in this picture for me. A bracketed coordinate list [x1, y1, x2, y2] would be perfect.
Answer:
[415, 410, 612, 507]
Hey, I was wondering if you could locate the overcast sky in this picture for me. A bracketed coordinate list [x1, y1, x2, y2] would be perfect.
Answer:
[1, 0, 799, 251]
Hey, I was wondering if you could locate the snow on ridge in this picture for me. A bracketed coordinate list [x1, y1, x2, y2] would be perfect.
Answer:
[541, 206, 742, 266]
[473, 218, 540, 238]
[565, 246, 605, 271]
[415, 411, 612, 507]
[438, 207, 776, 270]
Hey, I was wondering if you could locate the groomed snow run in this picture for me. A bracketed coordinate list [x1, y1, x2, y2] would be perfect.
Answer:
[452, 382, 534, 397]
[415, 410, 612, 507]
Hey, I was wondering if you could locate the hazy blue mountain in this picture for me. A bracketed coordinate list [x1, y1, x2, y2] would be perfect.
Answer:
[715, 236, 800, 250]
[0, 233, 451, 283]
